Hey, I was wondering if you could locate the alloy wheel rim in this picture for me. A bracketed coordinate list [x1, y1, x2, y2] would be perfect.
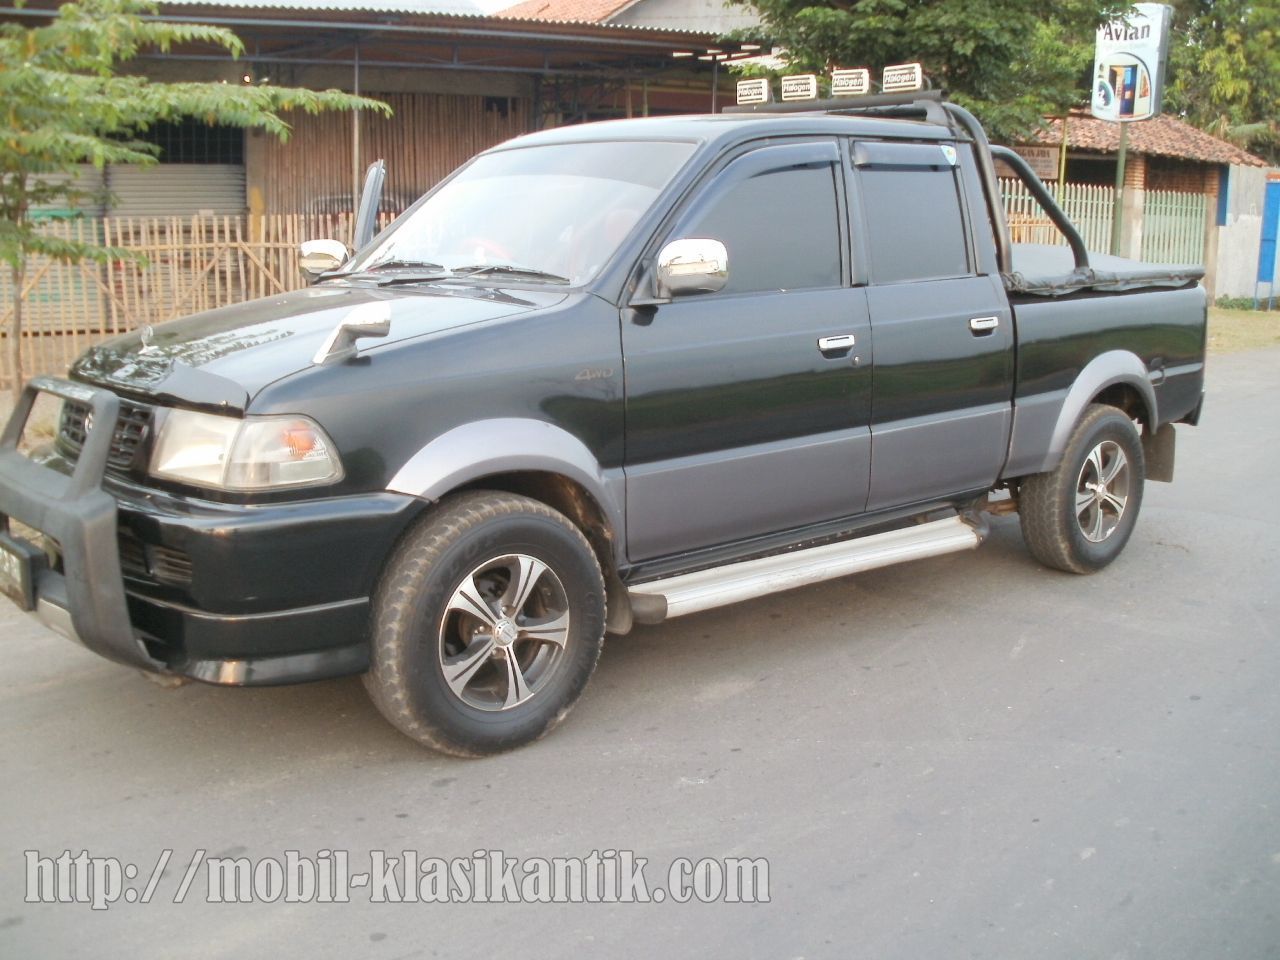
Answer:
[437, 554, 570, 711]
[1075, 439, 1130, 543]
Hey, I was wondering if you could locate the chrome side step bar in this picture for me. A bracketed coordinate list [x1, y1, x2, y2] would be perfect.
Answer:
[627, 514, 983, 624]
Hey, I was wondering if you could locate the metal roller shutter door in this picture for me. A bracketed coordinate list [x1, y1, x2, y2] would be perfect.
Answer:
[106, 164, 246, 217]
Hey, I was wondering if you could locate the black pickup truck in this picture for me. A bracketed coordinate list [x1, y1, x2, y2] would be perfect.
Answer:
[0, 92, 1205, 756]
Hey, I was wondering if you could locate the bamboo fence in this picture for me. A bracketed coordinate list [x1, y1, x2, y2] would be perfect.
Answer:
[0, 211, 392, 389]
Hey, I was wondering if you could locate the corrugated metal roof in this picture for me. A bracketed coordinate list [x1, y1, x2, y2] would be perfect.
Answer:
[158, 3, 721, 36]
[173, 0, 485, 15]
[492, 0, 758, 32]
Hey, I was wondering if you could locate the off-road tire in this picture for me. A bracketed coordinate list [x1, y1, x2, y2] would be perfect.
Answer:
[363, 491, 606, 756]
[1019, 403, 1146, 574]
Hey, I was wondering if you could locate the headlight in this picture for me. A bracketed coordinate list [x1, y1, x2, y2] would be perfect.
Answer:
[150, 409, 343, 491]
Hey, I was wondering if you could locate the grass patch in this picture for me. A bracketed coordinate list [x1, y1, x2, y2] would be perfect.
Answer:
[1208, 306, 1280, 354]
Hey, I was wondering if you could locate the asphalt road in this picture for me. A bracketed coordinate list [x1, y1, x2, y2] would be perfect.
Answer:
[2, 348, 1278, 959]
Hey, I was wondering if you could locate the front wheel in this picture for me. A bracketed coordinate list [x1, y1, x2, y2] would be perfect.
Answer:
[364, 491, 606, 756]
[1019, 403, 1146, 574]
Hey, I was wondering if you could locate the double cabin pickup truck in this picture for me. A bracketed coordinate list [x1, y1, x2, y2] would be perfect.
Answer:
[0, 91, 1206, 756]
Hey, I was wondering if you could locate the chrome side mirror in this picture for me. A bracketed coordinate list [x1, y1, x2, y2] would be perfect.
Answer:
[656, 238, 728, 297]
[299, 239, 349, 281]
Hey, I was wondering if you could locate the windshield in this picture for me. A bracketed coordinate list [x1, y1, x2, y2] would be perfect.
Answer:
[345, 140, 698, 285]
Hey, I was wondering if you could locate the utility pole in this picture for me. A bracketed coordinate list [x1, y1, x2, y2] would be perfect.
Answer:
[1110, 122, 1128, 256]
[1055, 113, 1069, 204]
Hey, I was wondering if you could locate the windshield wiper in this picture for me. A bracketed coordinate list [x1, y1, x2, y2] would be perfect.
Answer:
[362, 258, 447, 273]
[451, 264, 570, 284]
[327, 256, 442, 277]
[329, 258, 449, 284]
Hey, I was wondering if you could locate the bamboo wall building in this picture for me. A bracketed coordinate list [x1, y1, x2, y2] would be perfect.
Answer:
[3, 0, 758, 217]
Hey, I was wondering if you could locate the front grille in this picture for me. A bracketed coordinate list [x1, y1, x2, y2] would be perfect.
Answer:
[118, 527, 193, 587]
[118, 529, 148, 579]
[149, 545, 193, 585]
[58, 397, 155, 476]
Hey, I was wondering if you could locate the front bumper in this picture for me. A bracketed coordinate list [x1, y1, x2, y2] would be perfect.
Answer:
[0, 377, 422, 685]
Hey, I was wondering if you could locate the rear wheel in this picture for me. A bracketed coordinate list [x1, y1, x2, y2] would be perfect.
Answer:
[1019, 404, 1145, 574]
[364, 491, 606, 756]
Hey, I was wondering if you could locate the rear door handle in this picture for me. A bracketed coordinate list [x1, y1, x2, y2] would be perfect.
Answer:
[969, 316, 999, 334]
[817, 334, 857, 352]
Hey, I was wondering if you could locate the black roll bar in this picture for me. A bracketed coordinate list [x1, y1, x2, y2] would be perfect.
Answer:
[987, 144, 1091, 272]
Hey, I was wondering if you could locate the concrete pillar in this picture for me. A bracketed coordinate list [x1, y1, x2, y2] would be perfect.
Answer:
[1201, 166, 1221, 296]
[1120, 153, 1146, 259]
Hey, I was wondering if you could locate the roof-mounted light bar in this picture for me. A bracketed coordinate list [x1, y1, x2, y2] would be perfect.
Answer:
[881, 62, 924, 93]
[735, 78, 772, 105]
[780, 74, 819, 101]
[735, 62, 925, 105]
[831, 68, 871, 97]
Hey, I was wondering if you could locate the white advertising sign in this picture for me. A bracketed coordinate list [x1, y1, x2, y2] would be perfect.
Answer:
[1091, 3, 1173, 122]
[1013, 146, 1060, 182]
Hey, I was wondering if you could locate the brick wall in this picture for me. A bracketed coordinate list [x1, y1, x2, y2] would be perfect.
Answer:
[1123, 153, 1147, 190]
[1146, 157, 1218, 194]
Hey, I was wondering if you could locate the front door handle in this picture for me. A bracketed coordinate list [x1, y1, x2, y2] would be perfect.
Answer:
[817, 334, 857, 352]
[969, 316, 999, 334]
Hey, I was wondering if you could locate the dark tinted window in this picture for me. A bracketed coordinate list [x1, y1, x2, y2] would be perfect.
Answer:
[858, 167, 970, 283]
[683, 165, 841, 295]
[135, 119, 244, 164]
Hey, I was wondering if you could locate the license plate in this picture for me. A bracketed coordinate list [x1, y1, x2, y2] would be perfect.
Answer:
[0, 531, 44, 612]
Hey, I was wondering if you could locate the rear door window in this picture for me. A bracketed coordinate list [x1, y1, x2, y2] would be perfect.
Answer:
[854, 141, 971, 283]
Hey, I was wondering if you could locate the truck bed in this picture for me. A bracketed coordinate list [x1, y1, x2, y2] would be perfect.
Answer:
[1007, 243, 1205, 297]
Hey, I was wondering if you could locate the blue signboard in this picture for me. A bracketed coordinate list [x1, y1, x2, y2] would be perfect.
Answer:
[1259, 180, 1280, 285]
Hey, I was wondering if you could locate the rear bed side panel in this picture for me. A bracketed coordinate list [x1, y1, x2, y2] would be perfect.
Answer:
[1002, 284, 1207, 479]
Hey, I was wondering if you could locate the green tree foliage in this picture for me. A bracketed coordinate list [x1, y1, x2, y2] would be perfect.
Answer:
[0, 0, 389, 398]
[730, 1, 1126, 139]
[1165, 0, 1280, 162]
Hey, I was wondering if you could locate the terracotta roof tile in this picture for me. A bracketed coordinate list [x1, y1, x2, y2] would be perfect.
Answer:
[1024, 110, 1264, 167]
[497, 0, 634, 22]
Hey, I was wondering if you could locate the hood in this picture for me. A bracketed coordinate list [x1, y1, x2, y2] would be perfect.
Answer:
[71, 283, 565, 413]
